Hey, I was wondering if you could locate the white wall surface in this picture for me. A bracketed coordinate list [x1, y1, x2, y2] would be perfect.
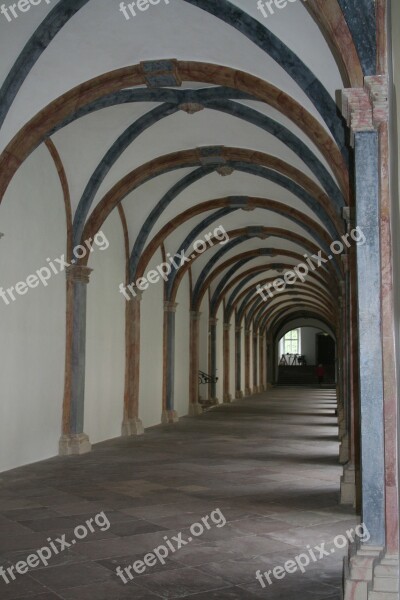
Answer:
[300, 327, 320, 365]
[84, 210, 126, 444]
[0, 145, 65, 472]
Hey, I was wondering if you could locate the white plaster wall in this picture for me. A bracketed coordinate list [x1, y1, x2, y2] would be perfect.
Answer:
[138, 249, 164, 428]
[84, 210, 125, 444]
[0, 145, 65, 472]
[300, 327, 320, 365]
[174, 272, 190, 417]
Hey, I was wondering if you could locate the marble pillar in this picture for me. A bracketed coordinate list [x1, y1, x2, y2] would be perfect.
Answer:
[122, 293, 144, 436]
[235, 325, 243, 398]
[208, 317, 219, 404]
[189, 311, 203, 415]
[223, 322, 232, 403]
[244, 328, 251, 397]
[162, 301, 179, 424]
[252, 332, 259, 394]
[59, 265, 92, 455]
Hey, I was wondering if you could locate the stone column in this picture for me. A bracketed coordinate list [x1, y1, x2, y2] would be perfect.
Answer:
[259, 333, 265, 392]
[341, 85, 387, 600]
[365, 74, 399, 598]
[208, 317, 219, 404]
[339, 280, 350, 465]
[59, 265, 92, 455]
[252, 332, 259, 394]
[244, 328, 251, 397]
[341, 213, 357, 506]
[266, 336, 273, 387]
[223, 322, 232, 403]
[189, 311, 203, 415]
[122, 293, 144, 436]
[235, 325, 243, 398]
[162, 301, 179, 424]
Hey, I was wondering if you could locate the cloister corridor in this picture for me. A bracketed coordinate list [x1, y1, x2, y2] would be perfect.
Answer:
[0, 387, 357, 600]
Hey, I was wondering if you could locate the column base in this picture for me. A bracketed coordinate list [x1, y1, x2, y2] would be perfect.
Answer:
[223, 393, 232, 403]
[161, 409, 179, 424]
[209, 397, 219, 405]
[189, 403, 203, 416]
[121, 417, 144, 436]
[252, 386, 260, 394]
[340, 463, 356, 505]
[244, 387, 251, 397]
[266, 382, 273, 389]
[235, 390, 244, 399]
[339, 433, 350, 464]
[59, 433, 91, 456]
[258, 384, 265, 392]
[369, 554, 399, 598]
[344, 542, 384, 600]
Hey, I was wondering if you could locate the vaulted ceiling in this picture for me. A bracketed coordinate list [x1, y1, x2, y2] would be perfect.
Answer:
[0, 0, 376, 335]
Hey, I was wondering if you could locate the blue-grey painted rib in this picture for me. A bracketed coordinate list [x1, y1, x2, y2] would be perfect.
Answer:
[183, 0, 347, 156]
[0, 0, 347, 166]
[129, 167, 215, 281]
[206, 99, 344, 207]
[73, 103, 179, 246]
[336, 0, 376, 76]
[0, 0, 89, 131]
[211, 261, 254, 315]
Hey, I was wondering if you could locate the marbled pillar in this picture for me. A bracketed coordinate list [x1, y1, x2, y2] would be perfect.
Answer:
[59, 265, 92, 455]
[189, 311, 202, 415]
[259, 333, 265, 391]
[208, 317, 218, 402]
[354, 129, 385, 546]
[162, 301, 179, 424]
[341, 80, 399, 600]
[252, 332, 258, 393]
[235, 325, 243, 398]
[244, 328, 251, 397]
[122, 294, 144, 436]
[340, 230, 358, 504]
[223, 322, 232, 403]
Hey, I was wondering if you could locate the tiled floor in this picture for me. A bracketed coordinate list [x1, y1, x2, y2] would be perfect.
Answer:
[0, 388, 356, 599]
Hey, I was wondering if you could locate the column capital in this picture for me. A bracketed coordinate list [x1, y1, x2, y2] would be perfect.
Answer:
[209, 317, 218, 326]
[131, 289, 143, 303]
[341, 75, 388, 146]
[223, 322, 231, 331]
[235, 326, 242, 333]
[66, 265, 92, 284]
[190, 310, 202, 320]
[164, 301, 178, 313]
[244, 328, 251, 335]
[364, 74, 389, 126]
